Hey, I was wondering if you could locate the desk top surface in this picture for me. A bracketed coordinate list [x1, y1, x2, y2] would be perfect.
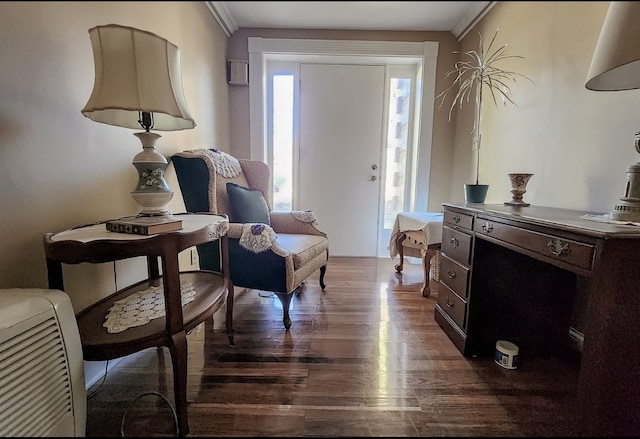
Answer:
[444, 203, 640, 239]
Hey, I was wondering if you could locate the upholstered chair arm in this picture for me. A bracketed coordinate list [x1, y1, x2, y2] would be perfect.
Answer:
[269, 210, 327, 236]
[226, 223, 244, 239]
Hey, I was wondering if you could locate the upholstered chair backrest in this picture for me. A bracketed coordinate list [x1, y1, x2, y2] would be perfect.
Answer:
[237, 159, 271, 210]
[172, 148, 271, 215]
[212, 166, 250, 217]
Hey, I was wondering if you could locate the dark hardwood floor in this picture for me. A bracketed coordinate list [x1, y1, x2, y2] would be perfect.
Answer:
[85, 256, 580, 437]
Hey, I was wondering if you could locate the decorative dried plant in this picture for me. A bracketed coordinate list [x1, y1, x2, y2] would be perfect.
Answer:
[437, 29, 532, 185]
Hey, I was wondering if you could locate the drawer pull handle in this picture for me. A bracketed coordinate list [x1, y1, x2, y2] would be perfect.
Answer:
[452, 214, 461, 223]
[447, 267, 457, 279]
[445, 297, 455, 308]
[449, 237, 459, 248]
[481, 221, 494, 233]
[547, 238, 570, 257]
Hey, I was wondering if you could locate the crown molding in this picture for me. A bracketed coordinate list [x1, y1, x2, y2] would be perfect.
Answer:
[206, 1, 237, 37]
[453, 1, 497, 41]
[208, 1, 496, 41]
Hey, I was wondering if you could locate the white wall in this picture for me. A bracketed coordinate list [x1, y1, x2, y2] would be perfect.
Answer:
[451, 1, 638, 213]
[0, 1, 229, 386]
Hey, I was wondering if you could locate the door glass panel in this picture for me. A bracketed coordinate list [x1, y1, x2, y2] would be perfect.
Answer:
[272, 74, 294, 211]
[383, 77, 412, 229]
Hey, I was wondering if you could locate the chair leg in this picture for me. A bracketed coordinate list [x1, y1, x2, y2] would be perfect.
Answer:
[319, 264, 327, 290]
[275, 292, 292, 330]
[225, 284, 235, 348]
[395, 232, 407, 273]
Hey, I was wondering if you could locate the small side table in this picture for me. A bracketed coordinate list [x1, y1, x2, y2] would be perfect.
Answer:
[390, 212, 444, 297]
[395, 230, 441, 297]
[43, 213, 233, 437]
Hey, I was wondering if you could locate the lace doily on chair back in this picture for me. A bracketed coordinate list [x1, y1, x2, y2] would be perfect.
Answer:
[197, 148, 242, 178]
[180, 148, 249, 216]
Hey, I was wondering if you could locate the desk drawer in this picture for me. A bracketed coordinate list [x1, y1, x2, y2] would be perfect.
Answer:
[474, 217, 595, 271]
[444, 209, 474, 231]
[440, 253, 470, 298]
[442, 226, 473, 266]
[437, 284, 467, 330]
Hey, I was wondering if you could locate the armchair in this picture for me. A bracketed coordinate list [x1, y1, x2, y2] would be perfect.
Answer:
[172, 148, 329, 333]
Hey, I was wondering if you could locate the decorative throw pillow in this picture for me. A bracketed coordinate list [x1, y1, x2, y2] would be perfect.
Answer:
[226, 182, 271, 225]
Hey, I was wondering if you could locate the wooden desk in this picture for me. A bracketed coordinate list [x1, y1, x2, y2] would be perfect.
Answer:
[43, 213, 233, 437]
[435, 203, 640, 437]
[390, 212, 443, 297]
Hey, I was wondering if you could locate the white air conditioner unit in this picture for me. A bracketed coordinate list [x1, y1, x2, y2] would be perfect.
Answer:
[0, 289, 86, 437]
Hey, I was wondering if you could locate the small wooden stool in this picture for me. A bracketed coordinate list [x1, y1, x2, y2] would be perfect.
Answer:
[394, 229, 441, 297]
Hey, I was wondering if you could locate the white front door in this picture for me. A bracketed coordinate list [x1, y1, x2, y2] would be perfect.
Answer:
[298, 63, 385, 257]
[251, 38, 439, 258]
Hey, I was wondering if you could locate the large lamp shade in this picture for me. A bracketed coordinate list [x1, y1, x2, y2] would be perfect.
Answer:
[81, 24, 195, 130]
[586, 1, 640, 91]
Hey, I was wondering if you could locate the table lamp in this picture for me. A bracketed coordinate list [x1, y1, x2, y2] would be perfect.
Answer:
[586, 1, 640, 222]
[81, 24, 196, 217]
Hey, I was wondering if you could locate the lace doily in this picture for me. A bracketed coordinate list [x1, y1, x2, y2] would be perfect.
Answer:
[103, 282, 197, 334]
[581, 213, 640, 226]
[292, 210, 318, 224]
[211, 220, 230, 240]
[239, 223, 278, 253]
[194, 148, 242, 178]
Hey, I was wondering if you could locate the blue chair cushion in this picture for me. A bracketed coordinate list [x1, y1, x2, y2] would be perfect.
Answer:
[226, 182, 271, 225]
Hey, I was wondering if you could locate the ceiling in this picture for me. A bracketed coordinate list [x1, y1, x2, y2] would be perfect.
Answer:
[208, 1, 495, 40]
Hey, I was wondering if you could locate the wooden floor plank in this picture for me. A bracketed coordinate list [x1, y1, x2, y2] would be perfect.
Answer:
[85, 256, 580, 437]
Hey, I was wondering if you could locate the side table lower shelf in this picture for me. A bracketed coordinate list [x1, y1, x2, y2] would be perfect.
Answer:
[76, 270, 231, 361]
[76, 269, 232, 437]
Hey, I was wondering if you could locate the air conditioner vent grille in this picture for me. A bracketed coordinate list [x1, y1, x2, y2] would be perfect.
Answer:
[0, 314, 74, 437]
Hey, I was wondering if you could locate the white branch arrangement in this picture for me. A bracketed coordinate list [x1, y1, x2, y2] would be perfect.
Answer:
[437, 29, 532, 185]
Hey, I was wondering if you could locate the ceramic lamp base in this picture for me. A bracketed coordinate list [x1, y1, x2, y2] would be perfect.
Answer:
[131, 131, 173, 216]
[610, 161, 640, 222]
[131, 188, 174, 216]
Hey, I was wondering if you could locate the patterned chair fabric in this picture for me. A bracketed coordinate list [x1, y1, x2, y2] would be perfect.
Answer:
[172, 148, 329, 332]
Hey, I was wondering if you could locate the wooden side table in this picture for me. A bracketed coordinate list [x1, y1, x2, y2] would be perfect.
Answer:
[394, 230, 441, 297]
[43, 213, 233, 437]
[390, 212, 444, 297]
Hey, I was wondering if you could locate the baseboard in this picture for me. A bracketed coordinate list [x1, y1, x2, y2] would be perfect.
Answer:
[84, 358, 124, 390]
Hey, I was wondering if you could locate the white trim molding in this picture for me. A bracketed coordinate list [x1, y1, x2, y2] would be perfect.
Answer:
[205, 1, 238, 37]
[247, 37, 438, 211]
[207, 2, 494, 41]
[453, 1, 496, 41]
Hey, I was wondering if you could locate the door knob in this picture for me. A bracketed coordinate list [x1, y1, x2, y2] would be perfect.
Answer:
[369, 175, 377, 182]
